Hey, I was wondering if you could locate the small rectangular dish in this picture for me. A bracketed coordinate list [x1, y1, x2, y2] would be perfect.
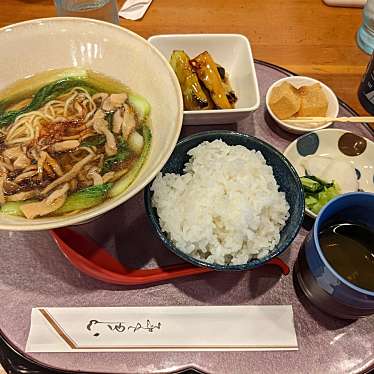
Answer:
[148, 34, 260, 125]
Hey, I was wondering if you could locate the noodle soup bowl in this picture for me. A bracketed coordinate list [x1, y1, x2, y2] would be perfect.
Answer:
[0, 18, 183, 230]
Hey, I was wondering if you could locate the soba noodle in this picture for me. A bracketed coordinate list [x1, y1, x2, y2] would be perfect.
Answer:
[0, 71, 151, 219]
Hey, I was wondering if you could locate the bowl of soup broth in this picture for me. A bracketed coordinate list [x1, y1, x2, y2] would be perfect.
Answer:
[0, 18, 183, 230]
[294, 192, 374, 319]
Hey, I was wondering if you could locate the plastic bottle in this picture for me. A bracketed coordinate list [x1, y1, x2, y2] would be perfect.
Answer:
[357, 0, 374, 54]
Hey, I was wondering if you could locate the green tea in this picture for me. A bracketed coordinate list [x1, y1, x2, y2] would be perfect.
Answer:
[319, 222, 374, 292]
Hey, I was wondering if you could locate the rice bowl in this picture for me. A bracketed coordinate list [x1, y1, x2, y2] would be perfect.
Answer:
[145, 131, 304, 270]
[151, 139, 290, 265]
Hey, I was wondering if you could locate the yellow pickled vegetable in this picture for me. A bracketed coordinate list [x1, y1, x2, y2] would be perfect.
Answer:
[170, 50, 209, 110]
[190, 51, 233, 109]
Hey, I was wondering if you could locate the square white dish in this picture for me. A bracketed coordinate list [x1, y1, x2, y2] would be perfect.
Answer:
[148, 34, 260, 125]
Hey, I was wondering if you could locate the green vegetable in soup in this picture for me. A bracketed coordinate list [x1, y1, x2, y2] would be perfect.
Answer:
[55, 183, 113, 214]
[0, 77, 99, 127]
[80, 134, 107, 147]
[105, 111, 115, 129]
[127, 93, 151, 124]
[109, 126, 151, 197]
[0, 201, 30, 216]
[101, 137, 131, 174]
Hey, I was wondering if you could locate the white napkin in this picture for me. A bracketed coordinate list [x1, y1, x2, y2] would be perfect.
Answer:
[26, 306, 298, 352]
[119, 0, 153, 20]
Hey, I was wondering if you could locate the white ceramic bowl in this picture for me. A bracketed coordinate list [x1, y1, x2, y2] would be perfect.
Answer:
[284, 129, 374, 218]
[265, 76, 339, 134]
[0, 18, 183, 231]
[148, 34, 260, 125]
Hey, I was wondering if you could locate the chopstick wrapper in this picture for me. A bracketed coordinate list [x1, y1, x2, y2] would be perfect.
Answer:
[119, 0, 153, 20]
[26, 306, 298, 352]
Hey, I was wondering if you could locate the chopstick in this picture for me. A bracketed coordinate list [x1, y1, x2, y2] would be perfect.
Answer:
[284, 116, 374, 124]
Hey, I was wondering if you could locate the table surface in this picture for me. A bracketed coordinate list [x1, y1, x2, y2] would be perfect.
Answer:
[0, 1, 372, 374]
[0, 0, 371, 116]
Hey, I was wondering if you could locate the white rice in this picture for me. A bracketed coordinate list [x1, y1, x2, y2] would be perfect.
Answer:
[151, 139, 290, 265]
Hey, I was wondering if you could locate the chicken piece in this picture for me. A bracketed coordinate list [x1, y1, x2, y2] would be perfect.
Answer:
[3, 146, 31, 170]
[49, 140, 80, 153]
[0, 160, 12, 173]
[93, 109, 106, 120]
[122, 105, 136, 140]
[113, 105, 136, 139]
[13, 153, 31, 170]
[92, 93, 109, 107]
[42, 153, 94, 194]
[112, 108, 124, 134]
[20, 184, 69, 219]
[6, 190, 38, 202]
[3, 146, 22, 160]
[92, 117, 117, 156]
[101, 93, 128, 112]
[2, 155, 14, 172]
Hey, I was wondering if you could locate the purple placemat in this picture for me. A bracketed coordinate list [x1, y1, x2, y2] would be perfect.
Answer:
[0, 61, 373, 374]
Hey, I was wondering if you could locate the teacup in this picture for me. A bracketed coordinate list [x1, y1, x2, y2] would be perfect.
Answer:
[294, 192, 374, 319]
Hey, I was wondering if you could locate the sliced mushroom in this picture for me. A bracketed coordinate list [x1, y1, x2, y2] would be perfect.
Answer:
[42, 153, 94, 195]
[102, 171, 115, 183]
[14, 170, 38, 183]
[6, 190, 38, 202]
[69, 179, 78, 192]
[37, 151, 47, 179]
[87, 167, 103, 185]
[0, 177, 5, 204]
[101, 93, 128, 112]
[24, 165, 38, 172]
[110, 168, 129, 182]
[3, 180, 20, 194]
[45, 153, 64, 177]
[92, 117, 117, 157]
[49, 140, 80, 153]
[20, 184, 69, 219]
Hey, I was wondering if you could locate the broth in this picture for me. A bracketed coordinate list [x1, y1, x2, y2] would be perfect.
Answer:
[319, 222, 374, 292]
